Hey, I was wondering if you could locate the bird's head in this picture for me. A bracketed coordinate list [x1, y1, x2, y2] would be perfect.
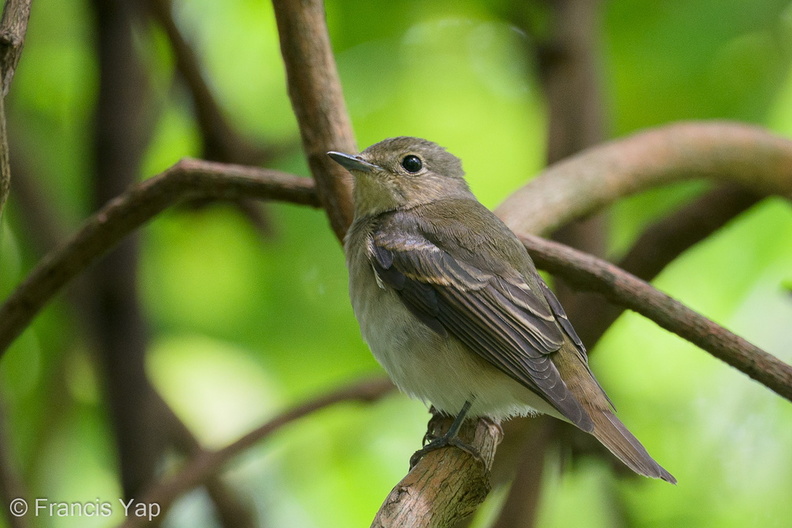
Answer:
[329, 137, 472, 217]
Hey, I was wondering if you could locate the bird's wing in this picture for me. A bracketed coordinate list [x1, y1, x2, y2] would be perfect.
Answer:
[368, 215, 591, 429]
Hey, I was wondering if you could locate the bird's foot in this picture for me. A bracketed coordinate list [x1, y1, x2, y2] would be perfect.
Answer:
[409, 430, 483, 469]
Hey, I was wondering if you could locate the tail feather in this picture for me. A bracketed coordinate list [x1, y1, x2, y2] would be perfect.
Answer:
[591, 409, 677, 484]
[552, 341, 675, 483]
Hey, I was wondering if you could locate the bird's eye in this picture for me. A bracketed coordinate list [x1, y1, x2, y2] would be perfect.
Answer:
[400, 155, 423, 173]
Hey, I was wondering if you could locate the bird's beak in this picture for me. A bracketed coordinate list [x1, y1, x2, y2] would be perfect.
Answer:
[327, 151, 381, 173]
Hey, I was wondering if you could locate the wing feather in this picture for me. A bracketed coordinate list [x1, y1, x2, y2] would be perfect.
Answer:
[368, 223, 591, 429]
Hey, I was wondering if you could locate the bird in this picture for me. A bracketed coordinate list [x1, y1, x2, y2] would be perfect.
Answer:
[328, 137, 675, 483]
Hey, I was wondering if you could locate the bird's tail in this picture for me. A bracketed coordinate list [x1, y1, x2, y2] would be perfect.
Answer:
[590, 408, 676, 484]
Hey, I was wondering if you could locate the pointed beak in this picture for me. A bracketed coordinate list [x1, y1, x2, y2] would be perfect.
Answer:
[327, 151, 380, 173]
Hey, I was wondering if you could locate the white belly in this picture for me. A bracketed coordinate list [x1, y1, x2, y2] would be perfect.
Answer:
[347, 250, 558, 421]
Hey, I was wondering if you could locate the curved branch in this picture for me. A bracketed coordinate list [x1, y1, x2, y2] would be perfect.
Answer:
[0, 158, 319, 356]
[518, 233, 792, 402]
[496, 121, 792, 236]
[116, 378, 394, 528]
[272, 0, 356, 240]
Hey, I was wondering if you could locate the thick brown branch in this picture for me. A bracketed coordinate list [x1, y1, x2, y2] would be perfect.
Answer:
[271, 0, 356, 240]
[0, 159, 319, 356]
[519, 233, 792, 402]
[0, 0, 30, 216]
[372, 414, 502, 528]
[496, 121, 792, 236]
[116, 378, 394, 528]
[0, 0, 31, 96]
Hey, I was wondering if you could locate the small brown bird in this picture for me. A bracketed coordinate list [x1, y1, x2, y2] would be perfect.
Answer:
[329, 137, 675, 483]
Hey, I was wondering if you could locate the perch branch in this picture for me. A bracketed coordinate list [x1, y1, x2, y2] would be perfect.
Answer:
[496, 121, 792, 236]
[271, 0, 356, 240]
[371, 414, 502, 528]
[0, 158, 319, 356]
[519, 233, 792, 401]
[116, 378, 395, 528]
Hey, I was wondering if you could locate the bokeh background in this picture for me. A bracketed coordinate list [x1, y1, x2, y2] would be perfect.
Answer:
[1, 0, 791, 527]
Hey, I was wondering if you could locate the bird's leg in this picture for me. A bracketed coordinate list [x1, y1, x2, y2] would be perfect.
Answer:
[409, 400, 483, 469]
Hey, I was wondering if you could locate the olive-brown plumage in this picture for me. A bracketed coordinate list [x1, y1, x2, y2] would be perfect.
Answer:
[329, 137, 675, 483]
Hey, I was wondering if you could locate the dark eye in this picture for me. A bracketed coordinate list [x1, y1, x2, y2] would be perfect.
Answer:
[401, 155, 423, 173]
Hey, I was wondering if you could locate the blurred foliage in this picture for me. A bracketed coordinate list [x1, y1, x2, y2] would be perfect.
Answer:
[1, 0, 792, 527]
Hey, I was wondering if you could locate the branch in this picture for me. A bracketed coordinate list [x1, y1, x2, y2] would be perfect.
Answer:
[489, 420, 552, 528]
[271, 0, 356, 240]
[116, 378, 394, 528]
[0, 0, 31, 96]
[0, 0, 31, 216]
[0, 158, 319, 356]
[89, 0, 160, 497]
[519, 233, 792, 402]
[371, 414, 502, 528]
[496, 121, 792, 236]
[572, 184, 762, 346]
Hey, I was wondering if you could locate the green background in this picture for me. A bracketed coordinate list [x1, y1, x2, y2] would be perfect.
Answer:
[1, 0, 791, 527]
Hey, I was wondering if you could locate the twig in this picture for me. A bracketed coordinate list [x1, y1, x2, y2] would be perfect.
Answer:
[116, 378, 395, 528]
[371, 414, 502, 528]
[0, 158, 319, 356]
[496, 121, 792, 236]
[271, 0, 356, 240]
[518, 233, 792, 402]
